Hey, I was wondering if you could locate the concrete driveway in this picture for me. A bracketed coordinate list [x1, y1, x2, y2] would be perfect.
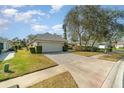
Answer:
[45, 53, 115, 88]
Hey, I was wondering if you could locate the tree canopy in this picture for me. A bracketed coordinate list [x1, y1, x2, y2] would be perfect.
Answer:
[63, 5, 124, 51]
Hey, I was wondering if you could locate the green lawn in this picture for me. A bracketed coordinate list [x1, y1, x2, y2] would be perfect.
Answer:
[30, 71, 78, 88]
[0, 49, 57, 81]
[73, 51, 102, 57]
[113, 48, 124, 51]
[99, 53, 124, 62]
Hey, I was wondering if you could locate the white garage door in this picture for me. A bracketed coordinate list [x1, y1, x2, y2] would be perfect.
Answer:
[42, 43, 63, 52]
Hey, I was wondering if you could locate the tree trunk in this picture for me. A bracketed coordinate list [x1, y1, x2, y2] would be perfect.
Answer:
[79, 33, 82, 47]
[91, 37, 97, 48]
[63, 24, 67, 40]
[85, 35, 91, 47]
[64, 31, 67, 40]
[104, 42, 108, 54]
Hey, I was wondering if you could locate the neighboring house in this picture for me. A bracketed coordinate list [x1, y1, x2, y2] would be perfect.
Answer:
[115, 41, 124, 49]
[98, 42, 115, 49]
[0, 37, 12, 53]
[29, 33, 67, 53]
[98, 44, 106, 49]
[98, 42, 107, 49]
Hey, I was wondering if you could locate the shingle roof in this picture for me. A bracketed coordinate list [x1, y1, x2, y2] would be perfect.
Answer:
[117, 41, 124, 45]
[34, 33, 66, 42]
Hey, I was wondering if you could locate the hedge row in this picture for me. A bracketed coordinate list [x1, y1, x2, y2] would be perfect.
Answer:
[36, 46, 42, 54]
[63, 45, 68, 51]
[80, 46, 100, 52]
[29, 46, 42, 54]
[30, 47, 36, 54]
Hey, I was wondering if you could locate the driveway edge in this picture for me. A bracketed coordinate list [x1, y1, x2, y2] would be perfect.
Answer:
[101, 58, 123, 88]
[112, 58, 124, 88]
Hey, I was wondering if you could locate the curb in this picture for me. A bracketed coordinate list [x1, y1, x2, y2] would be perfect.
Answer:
[112, 58, 124, 88]
[101, 59, 123, 88]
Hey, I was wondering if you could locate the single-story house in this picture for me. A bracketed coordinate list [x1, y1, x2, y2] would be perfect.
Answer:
[0, 37, 12, 53]
[29, 33, 67, 53]
[98, 44, 106, 49]
[98, 42, 107, 49]
[115, 41, 124, 49]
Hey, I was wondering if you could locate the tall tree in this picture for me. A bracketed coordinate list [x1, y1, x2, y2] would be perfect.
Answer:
[64, 6, 84, 46]
[64, 5, 124, 52]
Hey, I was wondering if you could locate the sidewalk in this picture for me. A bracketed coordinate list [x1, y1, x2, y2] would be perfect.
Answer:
[0, 65, 67, 88]
[0, 52, 15, 61]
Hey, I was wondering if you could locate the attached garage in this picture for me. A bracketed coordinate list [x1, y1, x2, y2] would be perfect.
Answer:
[42, 42, 63, 52]
[30, 33, 67, 53]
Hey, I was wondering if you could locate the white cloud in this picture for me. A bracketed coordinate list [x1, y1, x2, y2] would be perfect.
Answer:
[52, 24, 63, 32]
[15, 12, 32, 22]
[0, 19, 10, 27]
[15, 10, 46, 22]
[51, 24, 63, 35]
[1, 7, 49, 26]
[49, 5, 64, 14]
[31, 24, 48, 32]
[26, 10, 46, 16]
[10, 5, 25, 8]
[0, 19, 10, 30]
[1, 8, 18, 17]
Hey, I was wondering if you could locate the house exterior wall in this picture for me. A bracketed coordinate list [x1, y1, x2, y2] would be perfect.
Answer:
[1, 42, 11, 52]
[41, 42, 63, 52]
[33, 41, 64, 52]
[98, 45, 106, 49]
[115, 44, 124, 49]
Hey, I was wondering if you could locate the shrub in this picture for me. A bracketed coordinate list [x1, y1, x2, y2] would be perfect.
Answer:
[68, 45, 73, 50]
[0, 49, 1, 54]
[13, 46, 18, 52]
[81, 46, 91, 51]
[73, 45, 81, 51]
[91, 47, 100, 52]
[18, 45, 22, 50]
[105, 47, 112, 52]
[7, 48, 15, 52]
[63, 44, 68, 51]
[36, 46, 42, 54]
[81, 46, 100, 52]
[30, 47, 36, 54]
[99, 48, 105, 52]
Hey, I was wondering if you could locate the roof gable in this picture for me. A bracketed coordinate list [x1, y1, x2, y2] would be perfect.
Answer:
[34, 33, 66, 42]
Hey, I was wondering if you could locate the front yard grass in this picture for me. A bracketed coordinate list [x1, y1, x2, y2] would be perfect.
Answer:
[113, 48, 124, 51]
[0, 49, 57, 81]
[30, 71, 78, 88]
[73, 51, 102, 57]
[99, 53, 124, 62]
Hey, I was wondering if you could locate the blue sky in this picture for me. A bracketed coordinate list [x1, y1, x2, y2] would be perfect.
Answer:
[0, 5, 124, 39]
